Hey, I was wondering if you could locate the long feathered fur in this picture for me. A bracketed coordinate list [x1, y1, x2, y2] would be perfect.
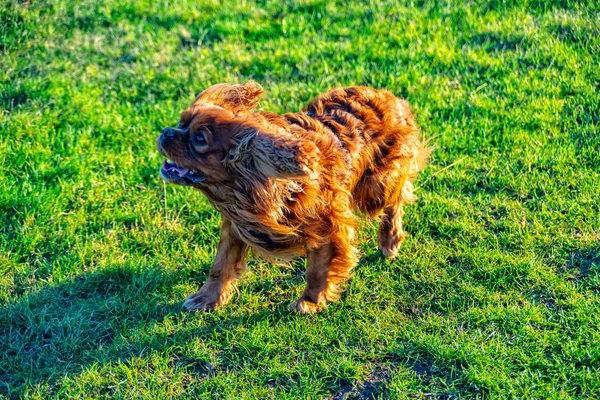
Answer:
[157, 81, 430, 313]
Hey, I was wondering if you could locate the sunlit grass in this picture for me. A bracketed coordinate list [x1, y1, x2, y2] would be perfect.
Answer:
[1, 0, 599, 398]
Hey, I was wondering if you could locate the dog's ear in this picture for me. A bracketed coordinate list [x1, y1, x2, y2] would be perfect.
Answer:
[195, 81, 264, 114]
[229, 127, 320, 179]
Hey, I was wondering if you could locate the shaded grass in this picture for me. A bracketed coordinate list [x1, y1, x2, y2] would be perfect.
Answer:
[1, 0, 599, 398]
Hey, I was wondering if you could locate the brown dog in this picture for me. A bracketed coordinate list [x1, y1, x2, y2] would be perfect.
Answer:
[157, 81, 429, 313]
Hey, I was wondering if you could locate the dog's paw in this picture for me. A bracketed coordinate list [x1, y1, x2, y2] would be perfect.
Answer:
[380, 244, 400, 258]
[182, 291, 220, 311]
[182, 281, 235, 312]
[288, 299, 321, 314]
[378, 231, 407, 258]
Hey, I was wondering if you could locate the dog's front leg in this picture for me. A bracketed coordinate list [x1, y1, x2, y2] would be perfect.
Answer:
[289, 237, 357, 314]
[183, 218, 247, 311]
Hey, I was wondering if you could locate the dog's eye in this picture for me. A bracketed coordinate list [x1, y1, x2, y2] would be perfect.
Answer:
[191, 132, 207, 146]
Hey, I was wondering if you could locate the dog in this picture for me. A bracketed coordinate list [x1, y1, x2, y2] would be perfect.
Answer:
[157, 81, 429, 313]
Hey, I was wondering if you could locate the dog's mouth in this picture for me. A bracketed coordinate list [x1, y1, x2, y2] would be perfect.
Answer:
[160, 160, 205, 184]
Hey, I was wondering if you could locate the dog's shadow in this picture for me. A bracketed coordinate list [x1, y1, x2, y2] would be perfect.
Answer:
[0, 249, 380, 397]
[0, 263, 283, 398]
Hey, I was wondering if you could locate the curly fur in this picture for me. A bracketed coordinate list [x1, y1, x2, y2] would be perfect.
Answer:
[157, 81, 430, 313]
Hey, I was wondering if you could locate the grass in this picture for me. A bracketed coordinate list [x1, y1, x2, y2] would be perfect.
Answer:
[1, 0, 599, 398]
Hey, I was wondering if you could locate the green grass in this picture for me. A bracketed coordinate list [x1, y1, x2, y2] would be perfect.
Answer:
[1, 0, 599, 398]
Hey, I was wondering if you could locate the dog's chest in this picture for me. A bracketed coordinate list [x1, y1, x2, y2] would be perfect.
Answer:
[232, 221, 303, 257]
[200, 181, 307, 256]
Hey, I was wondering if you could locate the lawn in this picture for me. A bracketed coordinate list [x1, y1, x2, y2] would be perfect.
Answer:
[1, 0, 599, 398]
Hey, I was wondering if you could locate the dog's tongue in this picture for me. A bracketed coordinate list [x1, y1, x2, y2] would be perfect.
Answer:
[175, 166, 190, 177]
[162, 160, 190, 177]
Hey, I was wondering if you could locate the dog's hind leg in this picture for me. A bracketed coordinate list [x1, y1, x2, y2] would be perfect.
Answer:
[377, 179, 415, 258]
[183, 218, 247, 311]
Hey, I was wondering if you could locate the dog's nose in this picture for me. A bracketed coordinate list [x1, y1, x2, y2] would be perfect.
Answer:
[162, 127, 176, 138]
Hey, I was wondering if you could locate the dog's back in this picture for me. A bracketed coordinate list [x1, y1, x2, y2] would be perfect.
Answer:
[303, 86, 428, 218]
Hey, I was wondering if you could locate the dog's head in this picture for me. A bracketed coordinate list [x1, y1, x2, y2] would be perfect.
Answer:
[157, 81, 319, 187]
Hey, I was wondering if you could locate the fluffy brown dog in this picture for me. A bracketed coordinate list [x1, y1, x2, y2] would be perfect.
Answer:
[157, 81, 429, 313]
